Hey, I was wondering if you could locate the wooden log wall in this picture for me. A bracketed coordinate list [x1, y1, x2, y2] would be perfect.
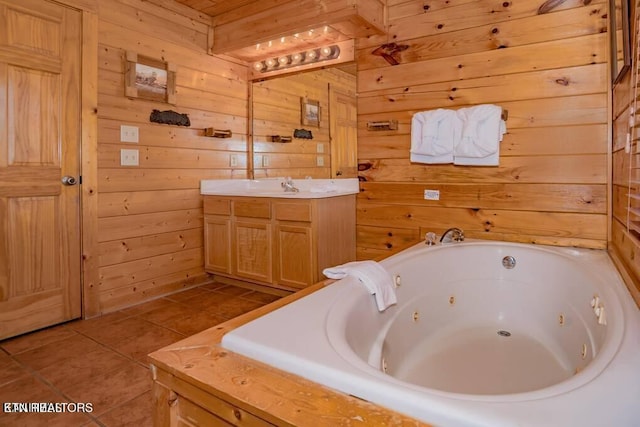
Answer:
[355, 0, 609, 260]
[252, 69, 356, 179]
[96, 0, 249, 312]
[611, 1, 640, 304]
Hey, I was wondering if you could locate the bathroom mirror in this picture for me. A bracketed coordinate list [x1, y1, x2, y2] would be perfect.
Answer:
[611, 0, 631, 84]
[250, 63, 357, 179]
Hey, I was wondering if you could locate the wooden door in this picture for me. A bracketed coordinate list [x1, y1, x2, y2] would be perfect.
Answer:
[329, 87, 358, 178]
[0, 0, 82, 339]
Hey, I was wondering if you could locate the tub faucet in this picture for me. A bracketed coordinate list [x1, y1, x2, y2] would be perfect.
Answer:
[440, 227, 465, 243]
[281, 177, 299, 192]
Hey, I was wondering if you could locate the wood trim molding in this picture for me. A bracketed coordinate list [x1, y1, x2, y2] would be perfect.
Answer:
[79, 7, 100, 318]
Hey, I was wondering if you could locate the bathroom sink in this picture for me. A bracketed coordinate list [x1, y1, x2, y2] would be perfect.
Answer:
[200, 178, 359, 199]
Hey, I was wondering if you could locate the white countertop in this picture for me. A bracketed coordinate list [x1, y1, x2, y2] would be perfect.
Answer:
[200, 178, 359, 199]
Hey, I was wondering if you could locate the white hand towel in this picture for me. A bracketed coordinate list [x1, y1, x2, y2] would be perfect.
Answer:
[454, 104, 506, 166]
[322, 260, 397, 311]
[410, 109, 460, 164]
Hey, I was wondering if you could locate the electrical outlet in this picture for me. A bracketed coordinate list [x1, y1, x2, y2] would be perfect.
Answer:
[120, 149, 139, 166]
[424, 189, 440, 200]
[316, 143, 324, 153]
[230, 155, 238, 167]
[120, 125, 139, 143]
[262, 155, 270, 167]
[316, 156, 324, 167]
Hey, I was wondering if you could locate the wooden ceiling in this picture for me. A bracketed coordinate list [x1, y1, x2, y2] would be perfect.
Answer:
[173, 0, 258, 18]
[173, 0, 385, 63]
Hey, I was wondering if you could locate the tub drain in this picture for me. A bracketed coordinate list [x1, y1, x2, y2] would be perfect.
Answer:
[497, 330, 511, 337]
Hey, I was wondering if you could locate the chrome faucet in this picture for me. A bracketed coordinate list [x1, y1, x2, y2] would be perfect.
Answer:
[281, 177, 299, 192]
[440, 227, 465, 243]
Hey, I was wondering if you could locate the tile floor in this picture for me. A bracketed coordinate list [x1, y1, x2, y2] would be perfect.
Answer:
[0, 281, 281, 427]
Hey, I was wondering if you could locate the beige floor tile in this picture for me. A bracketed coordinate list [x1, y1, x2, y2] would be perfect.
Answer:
[217, 297, 264, 319]
[158, 310, 226, 337]
[136, 300, 197, 326]
[0, 324, 78, 355]
[75, 316, 161, 347]
[180, 291, 235, 313]
[66, 311, 130, 335]
[163, 286, 210, 303]
[111, 325, 185, 365]
[118, 297, 177, 317]
[0, 350, 30, 387]
[13, 334, 102, 372]
[214, 285, 253, 297]
[198, 281, 228, 292]
[38, 346, 131, 393]
[0, 376, 92, 427]
[97, 390, 153, 427]
[241, 291, 282, 304]
[63, 361, 152, 417]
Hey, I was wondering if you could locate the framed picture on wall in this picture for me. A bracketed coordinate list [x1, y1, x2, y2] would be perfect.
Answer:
[610, 0, 631, 84]
[301, 98, 320, 127]
[125, 51, 176, 104]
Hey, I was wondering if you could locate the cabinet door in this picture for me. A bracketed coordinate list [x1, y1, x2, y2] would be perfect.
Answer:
[274, 224, 313, 289]
[204, 216, 231, 274]
[233, 220, 272, 283]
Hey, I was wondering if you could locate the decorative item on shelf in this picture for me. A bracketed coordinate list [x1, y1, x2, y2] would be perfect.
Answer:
[125, 51, 176, 104]
[367, 120, 398, 131]
[294, 129, 313, 139]
[301, 98, 320, 127]
[204, 128, 232, 138]
[269, 135, 292, 143]
[150, 109, 190, 127]
[371, 43, 409, 66]
[253, 44, 340, 74]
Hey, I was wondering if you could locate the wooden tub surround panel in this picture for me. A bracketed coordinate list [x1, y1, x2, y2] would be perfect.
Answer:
[149, 283, 431, 427]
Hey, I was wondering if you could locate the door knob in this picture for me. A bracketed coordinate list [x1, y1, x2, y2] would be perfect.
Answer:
[61, 176, 77, 186]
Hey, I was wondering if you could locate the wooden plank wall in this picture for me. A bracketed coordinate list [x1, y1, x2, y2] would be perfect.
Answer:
[252, 69, 356, 179]
[355, 0, 609, 260]
[611, 1, 640, 303]
[96, 0, 249, 312]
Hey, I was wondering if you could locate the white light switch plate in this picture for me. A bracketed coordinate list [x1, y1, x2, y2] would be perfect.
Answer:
[120, 148, 139, 166]
[120, 125, 139, 143]
[316, 156, 324, 167]
[316, 143, 324, 153]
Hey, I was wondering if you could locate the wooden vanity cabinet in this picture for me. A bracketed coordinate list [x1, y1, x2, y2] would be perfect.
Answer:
[203, 195, 355, 291]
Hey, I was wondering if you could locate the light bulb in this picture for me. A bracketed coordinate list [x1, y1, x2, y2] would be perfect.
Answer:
[253, 61, 265, 72]
[278, 55, 290, 66]
[291, 53, 303, 64]
[265, 58, 277, 68]
[306, 49, 318, 61]
[320, 46, 333, 58]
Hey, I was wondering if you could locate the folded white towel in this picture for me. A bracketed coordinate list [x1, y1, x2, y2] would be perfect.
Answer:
[454, 104, 506, 166]
[410, 109, 460, 164]
[323, 260, 397, 311]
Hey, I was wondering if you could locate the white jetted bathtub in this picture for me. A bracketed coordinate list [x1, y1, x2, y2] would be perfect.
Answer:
[222, 241, 640, 426]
